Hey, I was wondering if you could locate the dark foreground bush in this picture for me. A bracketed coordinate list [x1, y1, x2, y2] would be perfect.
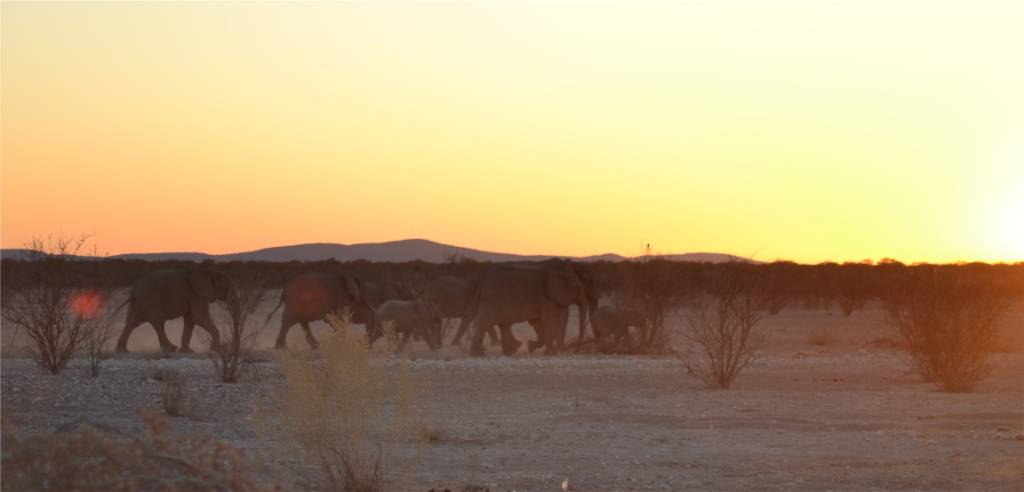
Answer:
[1, 414, 273, 492]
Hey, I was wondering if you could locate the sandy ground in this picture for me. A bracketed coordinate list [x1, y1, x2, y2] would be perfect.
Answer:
[2, 301, 1023, 491]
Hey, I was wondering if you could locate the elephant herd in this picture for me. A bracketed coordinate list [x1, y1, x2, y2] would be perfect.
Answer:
[114, 259, 649, 356]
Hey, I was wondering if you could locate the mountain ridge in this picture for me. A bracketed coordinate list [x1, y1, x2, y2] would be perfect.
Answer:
[0, 238, 753, 263]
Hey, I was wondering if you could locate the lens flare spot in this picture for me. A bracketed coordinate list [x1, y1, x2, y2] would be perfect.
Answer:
[71, 290, 104, 319]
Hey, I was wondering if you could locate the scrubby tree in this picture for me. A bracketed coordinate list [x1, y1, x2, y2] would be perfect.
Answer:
[883, 269, 1011, 392]
[0, 236, 113, 375]
[206, 272, 271, 383]
[678, 263, 767, 389]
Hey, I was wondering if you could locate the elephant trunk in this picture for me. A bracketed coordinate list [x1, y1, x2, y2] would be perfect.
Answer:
[363, 306, 381, 346]
[575, 294, 589, 352]
[224, 287, 241, 319]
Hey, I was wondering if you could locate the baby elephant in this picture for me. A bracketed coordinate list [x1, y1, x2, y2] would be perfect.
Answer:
[591, 305, 646, 352]
[370, 300, 443, 351]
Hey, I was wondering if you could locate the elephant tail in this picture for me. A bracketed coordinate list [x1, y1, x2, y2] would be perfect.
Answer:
[109, 295, 133, 318]
[265, 290, 286, 322]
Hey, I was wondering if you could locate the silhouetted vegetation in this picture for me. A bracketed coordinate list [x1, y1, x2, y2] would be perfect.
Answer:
[677, 263, 768, 389]
[883, 269, 1013, 392]
[4, 255, 1022, 310]
[0, 236, 117, 374]
[206, 271, 271, 383]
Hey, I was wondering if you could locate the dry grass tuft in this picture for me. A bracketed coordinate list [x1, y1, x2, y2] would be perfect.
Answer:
[417, 424, 446, 444]
[807, 327, 834, 346]
[159, 370, 186, 417]
[1, 413, 272, 491]
[254, 312, 429, 491]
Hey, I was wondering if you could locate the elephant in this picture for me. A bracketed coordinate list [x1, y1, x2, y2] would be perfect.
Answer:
[420, 275, 499, 346]
[591, 305, 646, 352]
[361, 279, 415, 308]
[369, 299, 443, 351]
[467, 260, 595, 356]
[268, 272, 376, 349]
[115, 269, 238, 353]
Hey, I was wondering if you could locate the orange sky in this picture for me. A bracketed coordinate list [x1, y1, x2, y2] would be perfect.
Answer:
[2, 2, 1022, 263]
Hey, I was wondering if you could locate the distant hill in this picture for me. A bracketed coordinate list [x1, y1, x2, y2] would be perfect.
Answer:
[2, 239, 755, 264]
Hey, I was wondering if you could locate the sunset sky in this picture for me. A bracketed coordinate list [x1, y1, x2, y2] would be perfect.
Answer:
[2, 1, 1022, 263]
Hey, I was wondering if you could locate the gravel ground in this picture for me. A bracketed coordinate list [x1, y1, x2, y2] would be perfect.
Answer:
[2, 306, 1023, 491]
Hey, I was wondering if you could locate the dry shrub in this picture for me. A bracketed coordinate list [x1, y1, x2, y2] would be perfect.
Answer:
[207, 273, 270, 383]
[678, 264, 766, 389]
[160, 370, 186, 417]
[613, 258, 685, 351]
[0, 236, 114, 375]
[0, 413, 271, 491]
[807, 327, 834, 346]
[254, 313, 427, 491]
[415, 381, 444, 444]
[884, 271, 1011, 392]
[81, 293, 123, 378]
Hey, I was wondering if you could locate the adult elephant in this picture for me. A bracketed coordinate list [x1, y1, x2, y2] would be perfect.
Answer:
[268, 272, 376, 349]
[115, 269, 238, 353]
[370, 299, 443, 351]
[467, 260, 596, 356]
[361, 279, 415, 308]
[421, 275, 499, 346]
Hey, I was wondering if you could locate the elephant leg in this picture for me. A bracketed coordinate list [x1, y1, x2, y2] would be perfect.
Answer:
[499, 323, 520, 355]
[556, 308, 570, 352]
[621, 326, 634, 351]
[190, 312, 221, 353]
[115, 306, 145, 353]
[527, 319, 546, 353]
[487, 325, 501, 346]
[152, 320, 178, 353]
[451, 317, 472, 346]
[428, 325, 442, 351]
[542, 310, 562, 356]
[469, 319, 489, 356]
[399, 329, 412, 350]
[276, 311, 297, 349]
[300, 321, 319, 350]
[179, 314, 196, 353]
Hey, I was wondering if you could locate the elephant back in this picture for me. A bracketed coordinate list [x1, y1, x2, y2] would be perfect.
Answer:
[284, 273, 338, 320]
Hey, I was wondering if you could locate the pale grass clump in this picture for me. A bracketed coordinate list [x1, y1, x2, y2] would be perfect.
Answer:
[159, 370, 186, 417]
[1, 413, 270, 491]
[255, 312, 428, 492]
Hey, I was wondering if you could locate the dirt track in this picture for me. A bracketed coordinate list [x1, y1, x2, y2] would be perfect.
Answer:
[2, 304, 1023, 491]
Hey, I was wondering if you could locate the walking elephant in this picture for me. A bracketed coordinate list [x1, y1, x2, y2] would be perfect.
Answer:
[268, 272, 376, 349]
[467, 260, 597, 356]
[370, 299, 443, 351]
[420, 275, 499, 346]
[115, 269, 238, 353]
[361, 279, 415, 308]
[591, 305, 646, 352]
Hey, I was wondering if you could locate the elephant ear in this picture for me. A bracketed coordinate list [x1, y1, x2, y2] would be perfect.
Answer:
[340, 274, 362, 303]
[188, 270, 217, 301]
[546, 270, 576, 307]
[416, 301, 440, 321]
